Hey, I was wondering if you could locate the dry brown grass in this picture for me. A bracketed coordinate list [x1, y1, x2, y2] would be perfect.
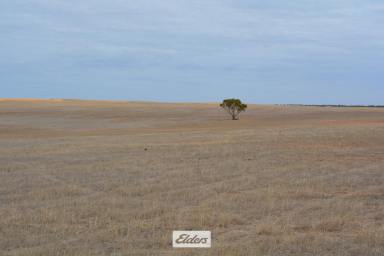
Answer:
[0, 99, 383, 256]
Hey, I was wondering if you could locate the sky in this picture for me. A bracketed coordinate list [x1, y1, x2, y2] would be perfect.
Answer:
[1, 0, 383, 104]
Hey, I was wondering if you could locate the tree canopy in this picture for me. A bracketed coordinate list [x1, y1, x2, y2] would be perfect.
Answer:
[220, 99, 247, 120]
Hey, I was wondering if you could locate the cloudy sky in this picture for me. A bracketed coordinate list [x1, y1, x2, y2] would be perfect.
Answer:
[1, 0, 383, 104]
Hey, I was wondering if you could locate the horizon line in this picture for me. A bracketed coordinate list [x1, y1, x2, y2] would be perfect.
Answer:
[0, 97, 383, 107]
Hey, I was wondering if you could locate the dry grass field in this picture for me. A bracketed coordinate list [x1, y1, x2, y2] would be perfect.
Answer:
[0, 99, 384, 256]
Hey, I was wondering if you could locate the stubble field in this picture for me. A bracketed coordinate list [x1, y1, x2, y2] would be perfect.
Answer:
[0, 99, 384, 256]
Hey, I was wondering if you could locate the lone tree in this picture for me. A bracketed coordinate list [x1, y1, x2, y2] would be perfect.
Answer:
[220, 98, 247, 120]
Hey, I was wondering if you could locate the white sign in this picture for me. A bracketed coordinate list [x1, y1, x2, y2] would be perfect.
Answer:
[172, 231, 211, 248]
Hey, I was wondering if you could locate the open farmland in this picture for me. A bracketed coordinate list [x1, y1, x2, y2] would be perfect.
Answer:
[0, 99, 384, 256]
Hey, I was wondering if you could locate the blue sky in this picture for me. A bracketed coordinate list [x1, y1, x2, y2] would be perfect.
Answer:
[1, 0, 383, 104]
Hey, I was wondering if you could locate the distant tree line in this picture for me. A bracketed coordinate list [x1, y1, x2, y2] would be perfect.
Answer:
[279, 104, 384, 108]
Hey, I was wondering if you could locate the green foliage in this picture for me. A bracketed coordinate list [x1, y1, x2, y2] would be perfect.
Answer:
[220, 98, 247, 120]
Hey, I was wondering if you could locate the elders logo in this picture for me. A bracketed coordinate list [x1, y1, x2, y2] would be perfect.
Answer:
[172, 231, 211, 248]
